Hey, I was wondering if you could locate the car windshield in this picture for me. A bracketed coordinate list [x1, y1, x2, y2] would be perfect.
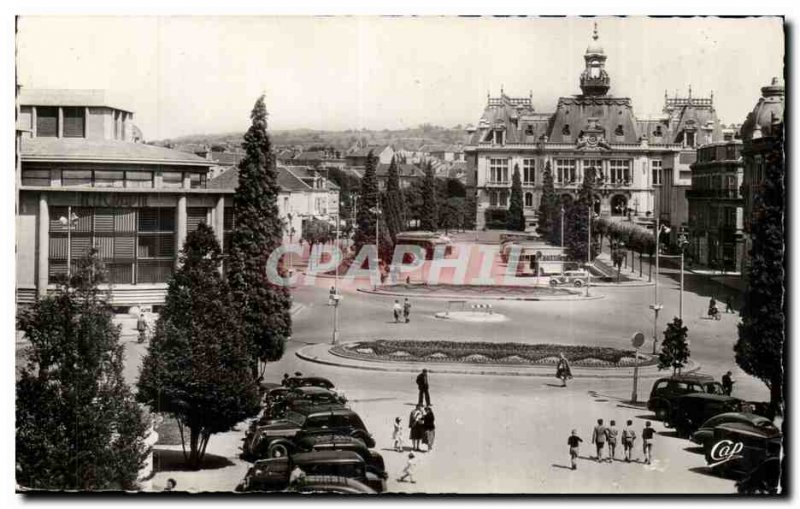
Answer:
[284, 410, 306, 426]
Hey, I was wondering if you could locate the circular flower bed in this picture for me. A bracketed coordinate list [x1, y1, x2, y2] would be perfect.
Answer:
[331, 340, 655, 368]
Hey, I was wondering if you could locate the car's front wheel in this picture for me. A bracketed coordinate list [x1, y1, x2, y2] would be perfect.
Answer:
[573, 280, 583, 288]
[654, 405, 669, 422]
[549, 280, 558, 287]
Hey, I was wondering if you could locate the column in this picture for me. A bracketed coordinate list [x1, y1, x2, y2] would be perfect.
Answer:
[175, 196, 187, 268]
[214, 196, 225, 250]
[37, 193, 49, 297]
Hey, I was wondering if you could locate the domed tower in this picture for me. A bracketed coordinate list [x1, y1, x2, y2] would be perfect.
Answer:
[741, 76, 784, 142]
[579, 22, 610, 96]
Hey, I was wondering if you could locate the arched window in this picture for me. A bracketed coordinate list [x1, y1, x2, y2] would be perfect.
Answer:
[611, 195, 628, 216]
[525, 192, 534, 208]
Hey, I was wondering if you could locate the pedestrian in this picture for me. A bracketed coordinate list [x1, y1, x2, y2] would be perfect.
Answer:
[393, 417, 404, 452]
[393, 300, 402, 323]
[289, 465, 306, 486]
[328, 285, 336, 306]
[416, 369, 431, 406]
[164, 478, 177, 492]
[725, 295, 735, 313]
[722, 371, 735, 396]
[567, 429, 583, 470]
[397, 452, 417, 483]
[406, 275, 411, 285]
[607, 420, 619, 462]
[423, 406, 436, 451]
[403, 298, 412, 323]
[281, 373, 290, 386]
[556, 353, 572, 387]
[136, 313, 148, 343]
[642, 421, 655, 464]
[409, 405, 424, 451]
[591, 418, 609, 462]
[622, 420, 637, 462]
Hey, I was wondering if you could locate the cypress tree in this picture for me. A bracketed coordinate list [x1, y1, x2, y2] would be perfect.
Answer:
[507, 163, 526, 231]
[420, 161, 438, 231]
[736, 131, 785, 418]
[139, 224, 260, 470]
[658, 317, 691, 376]
[564, 166, 598, 262]
[537, 161, 558, 242]
[227, 95, 291, 371]
[16, 251, 148, 490]
[383, 156, 406, 241]
[353, 150, 379, 253]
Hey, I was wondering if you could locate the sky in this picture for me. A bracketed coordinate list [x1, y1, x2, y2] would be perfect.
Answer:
[16, 16, 785, 140]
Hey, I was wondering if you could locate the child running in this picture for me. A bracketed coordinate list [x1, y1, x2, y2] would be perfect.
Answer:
[397, 452, 417, 484]
[567, 429, 583, 470]
[642, 421, 655, 464]
[392, 417, 404, 452]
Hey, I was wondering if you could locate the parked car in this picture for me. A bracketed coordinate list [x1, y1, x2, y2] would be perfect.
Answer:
[705, 422, 782, 478]
[294, 433, 386, 474]
[264, 386, 347, 421]
[549, 270, 589, 288]
[243, 406, 375, 460]
[690, 413, 780, 449]
[285, 376, 336, 390]
[647, 374, 726, 422]
[735, 457, 782, 495]
[289, 475, 377, 494]
[236, 451, 386, 493]
[667, 393, 744, 436]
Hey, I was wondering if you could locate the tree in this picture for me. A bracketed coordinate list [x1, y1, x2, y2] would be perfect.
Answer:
[383, 156, 406, 241]
[227, 95, 292, 371]
[420, 161, 438, 231]
[138, 224, 261, 469]
[17, 251, 148, 490]
[507, 164, 526, 231]
[564, 166, 598, 262]
[537, 161, 558, 241]
[353, 150, 379, 253]
[736, 132, 785, 419]
[440, 197, 465, 234]
[658, 317, 690, 376]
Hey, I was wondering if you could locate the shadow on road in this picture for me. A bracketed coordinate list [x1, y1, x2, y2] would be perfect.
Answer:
[684, 445, 705, 455]
[153, 449, 235, 472]
[551, 463, 573, 470]
[688, 466, 732, 481]
[657, 430, 681, 438]
[544, 383, 567, 388]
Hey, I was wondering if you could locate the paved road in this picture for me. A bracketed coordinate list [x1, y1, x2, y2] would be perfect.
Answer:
[116, 240, 765, 494]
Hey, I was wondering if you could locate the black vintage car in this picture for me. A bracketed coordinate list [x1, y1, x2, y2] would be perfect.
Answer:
[705, 422, 782, 479]
[285, 376, 335, 390]
[242, 406, 375, 460]
[647, 374, 726, 422]
[294, 433, 386, 474]
[666, 393, 743, 437]
[289, 475, 377, 494]
[690, 413, 779, 449]
[263, 386, 347, 422]
[236, 450, 386, 493]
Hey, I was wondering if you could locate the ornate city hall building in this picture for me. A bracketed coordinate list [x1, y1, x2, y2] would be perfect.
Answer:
[465, 25, 725, 232]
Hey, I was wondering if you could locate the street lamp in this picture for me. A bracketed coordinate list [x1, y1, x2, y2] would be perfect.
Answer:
[332, 215, 342, 345]
[650, 217, 671, 354]
[58, 208, 80, 278]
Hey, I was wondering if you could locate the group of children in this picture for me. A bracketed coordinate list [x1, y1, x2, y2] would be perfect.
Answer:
[567, 419, 656, 470]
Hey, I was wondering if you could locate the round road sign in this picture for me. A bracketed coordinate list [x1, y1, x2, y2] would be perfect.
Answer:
[632, 332, 646, 348]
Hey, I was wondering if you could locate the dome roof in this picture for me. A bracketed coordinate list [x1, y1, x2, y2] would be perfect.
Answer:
[741, 77, 784, 142]
[586, 22, 604, 55]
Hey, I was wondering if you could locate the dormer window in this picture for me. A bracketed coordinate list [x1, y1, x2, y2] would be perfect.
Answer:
[525, 124, 534, 135]
[493, 130, 505, 145]
[615, 124, 624, 136]
[562, 124, 571, 136]
[653, 125, 663, 137]
[685, 131, 696, 148]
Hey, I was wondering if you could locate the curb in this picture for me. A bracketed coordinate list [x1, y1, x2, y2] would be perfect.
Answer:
[296, 343, 697, 380]
[356, 288, 605, 302]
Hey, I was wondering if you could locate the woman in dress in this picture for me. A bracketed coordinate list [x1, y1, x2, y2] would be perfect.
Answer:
[408, 405, 424, 451]
[423, 406, 436, 451]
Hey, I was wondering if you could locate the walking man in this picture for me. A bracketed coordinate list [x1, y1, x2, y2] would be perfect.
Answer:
[591, 418, 609, 462]
[722, 371, 735, 396]
[567, 430, 583, 470]
[642, 421, 655, 464]
[416, 369, 431, 407]
[136, 313, 148, 343]
[622, 420, 637, 462]
[403, 298, 412, 323]
[725, 295, 735, 313]
[393, 300, 402, 323]
[607, 420, 619, 462]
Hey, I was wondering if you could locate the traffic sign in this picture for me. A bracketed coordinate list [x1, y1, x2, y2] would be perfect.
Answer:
[632, 331, 646, 348]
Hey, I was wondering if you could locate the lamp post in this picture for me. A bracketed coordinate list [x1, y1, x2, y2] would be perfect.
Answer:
[59, 207, 79, 278]
[678, 232, 689, 321]
[585, 206, 592, 298]
[332, 214, 341, 345]
[650, 216, 670, 354]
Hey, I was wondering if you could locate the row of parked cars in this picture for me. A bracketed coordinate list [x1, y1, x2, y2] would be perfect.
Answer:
[646, 373, 781, 494]
[236, 375, 387, 494]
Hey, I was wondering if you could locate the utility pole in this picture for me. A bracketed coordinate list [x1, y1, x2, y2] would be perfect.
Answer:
[332, 213, 341, 344]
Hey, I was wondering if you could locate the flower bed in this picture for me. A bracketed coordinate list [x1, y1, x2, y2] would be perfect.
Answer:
[331, 340, 655, 368]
